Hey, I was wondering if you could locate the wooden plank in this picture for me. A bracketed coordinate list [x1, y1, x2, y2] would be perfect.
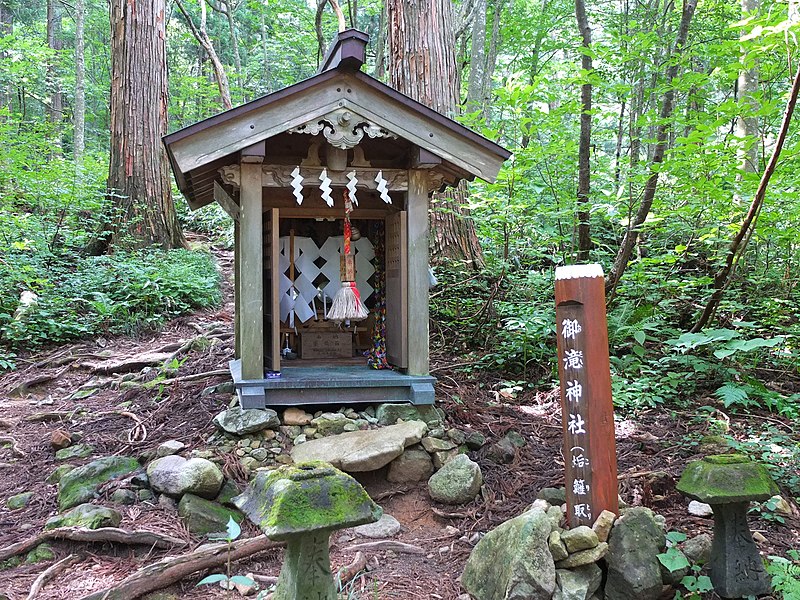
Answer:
[239, 160, 264, 380]
[267, 208, 281, 372]
[214, 182, 240, 222]
[406, 170, 429, 375]
[555, 264, 619, 527]
[234, 223, 241, 359]
[385, 211, 408, 368]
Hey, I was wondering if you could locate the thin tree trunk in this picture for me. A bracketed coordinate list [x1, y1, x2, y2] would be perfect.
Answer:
[735, 0, 759, 195]
[372, 0, 387, 78]
[692, 62, 800, 331]
[575, 0, 593, 262]
[606, 0, 699, 297]
[388, 0, 485, 269]
[259, 6, 270, 86]
[47, 0, 64, 154]
[74, 0, 86, 170]
[174, 0, 233, 110]
[466, 0, 487, 114]
[222, 2, 244, 98]
[0, 2, 13, 114]
[107, 0, 187, 250]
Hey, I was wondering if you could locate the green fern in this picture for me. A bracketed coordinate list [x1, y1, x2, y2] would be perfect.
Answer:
[715, 383, 752, 409]
[767, 555, 800, 599]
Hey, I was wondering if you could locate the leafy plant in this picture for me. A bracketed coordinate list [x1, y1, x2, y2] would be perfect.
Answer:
[767, 550, 800, 599]
[196, 517, 257, 597]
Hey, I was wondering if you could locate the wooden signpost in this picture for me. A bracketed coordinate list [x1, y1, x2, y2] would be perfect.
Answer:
[555, 264, 619, 527]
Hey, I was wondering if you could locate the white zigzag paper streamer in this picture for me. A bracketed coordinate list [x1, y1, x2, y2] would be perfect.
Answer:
[375, 170, 392, 204]
[290, 166, 304, 205]
[319, 168, 333, 207]
[346, 171, 359, 206]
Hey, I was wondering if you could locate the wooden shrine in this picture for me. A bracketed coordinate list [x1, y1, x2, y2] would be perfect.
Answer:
[163, 29, 510, 409]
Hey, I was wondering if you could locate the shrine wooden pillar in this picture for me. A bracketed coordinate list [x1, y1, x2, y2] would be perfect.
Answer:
[239, 145, 265, 381]
[406, 168, 430, 376]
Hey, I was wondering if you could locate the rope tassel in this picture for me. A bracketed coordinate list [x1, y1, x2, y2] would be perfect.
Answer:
[326, 189, 368, 322]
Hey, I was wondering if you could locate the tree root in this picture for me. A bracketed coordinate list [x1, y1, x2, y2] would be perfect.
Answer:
[0, 435, 25, 458]
[27, 554, 81, 599]
[0, 527, 187, 562]
[335, 551, 367, 588]
[344, 540, 425, 555]
[78, 535, 282, 600]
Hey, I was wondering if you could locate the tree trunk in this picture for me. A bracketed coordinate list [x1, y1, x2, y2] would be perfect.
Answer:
[46, 0, 64, 154]
[387, 0, 485, 269]
[734, 0, 759, 199]
[0, 2, 13, 115]
[466, 0, 487, 114]
[174, 0, 233, 110]
[107, 0, 187, 250]
[74, 0, 86, 170]
[575, 0, 593, 262]
[606, 0, 699, 297]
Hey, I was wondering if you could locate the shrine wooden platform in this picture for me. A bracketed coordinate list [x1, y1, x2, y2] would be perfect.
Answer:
[229, 359, 436, 409]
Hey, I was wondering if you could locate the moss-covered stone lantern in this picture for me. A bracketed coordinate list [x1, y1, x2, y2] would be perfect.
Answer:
[233, 461, 381, 599]
[677, 454, 779, 598]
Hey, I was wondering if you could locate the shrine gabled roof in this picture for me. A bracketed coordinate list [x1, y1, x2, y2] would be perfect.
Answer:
[163, 33, 510, 210]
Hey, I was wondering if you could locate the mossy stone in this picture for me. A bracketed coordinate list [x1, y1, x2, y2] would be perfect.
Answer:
[46, 503, 122, 530]
[46, 464, 76, 484]
[233, 461, 381, 541]
[25, 544, 55, 564]
[178, 493, 243, 536]
[6, 491, 34, 510]
[676, 454, 778, 504]
[55, 443, 94, 460]
[58, 456, 141, 511]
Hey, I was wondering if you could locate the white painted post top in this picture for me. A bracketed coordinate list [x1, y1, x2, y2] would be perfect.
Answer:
[555, 264, 605, 280]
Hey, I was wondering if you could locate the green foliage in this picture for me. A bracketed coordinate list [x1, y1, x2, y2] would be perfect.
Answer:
[0, 247, 220, 362]
[767, 550, 800, 599]
[197, 517, 260, 596]
[658, 547, 691, 573]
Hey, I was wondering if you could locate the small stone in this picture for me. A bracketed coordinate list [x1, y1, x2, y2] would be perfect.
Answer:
[50, 429, 72, 450]
[342, 423, 358, 432]
[464, 430, 486, 450]
[387, 448, 434, 483]
[269, 447, 282, 454]
[294, 434, 307, 445]
[554, 564, 603, 600]
[538, 487, 567, 505]
[275, 454, 293, 465]
[432, 448, 459, 470]
[752, 531, 767, 544]
[561, 526, 599, 552]
[235, 449, 246, 457]
[55, 443, 94, 460]
[682, 533, 712, 564]
[549, 530, 569, 561]
[212, 407, 279, 435]
[428, 427, 446, 439]
[688, 500, 713, 517]
[504, 431, 526, 447]
[592, 509, 616, 543]
[178, 493, 243, 536]
[45, 503, 122, 530]
[421, 436, 455, 453]
[310, 413, 357, 437]
[158, 494, 178, 511]
[547, 505, 564, 530]
[555, 542, 608, 568]
[486, 437, 516, 464]
[279, 425, 302, 439]
[110, 489, 137, 505]
[215, 480, 241, 506]
[240, 457, 259, 475]
[130, 472, 149, 488]
[375, 403, 443, 426]
[768, 495, 793, 516]
[250, 448, 269, 461]
[147, 455, 223, 499]
[262, 429, 277, 440]
[7, 492, 34, 510]
[447, 429, 467, 445]
[25, 544, 55, 564]
[156, 440, 185, 457]
[283, 407, 313, 426]
[344, 409, 359, 420]
[250, 440, 261, 449]
[138, 489, 154, 502]
[352, 514, 402, 539]
[428, 454, 482, 505]
[237, 439, 251, 449]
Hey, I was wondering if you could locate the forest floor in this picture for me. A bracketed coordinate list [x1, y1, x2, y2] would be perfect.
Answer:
[0, 242, 798, 600]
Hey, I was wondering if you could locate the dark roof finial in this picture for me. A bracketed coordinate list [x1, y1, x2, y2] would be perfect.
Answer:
[319, 29, 369, 74]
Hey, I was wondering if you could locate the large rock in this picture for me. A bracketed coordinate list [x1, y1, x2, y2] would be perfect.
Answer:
[58, 456, 141, 511]
[387, 447, 434, 483]
[310, 412, 356, 436]
[147, 455, 223, 499]
[682, 533, 712, 565]
[428, 454, 482, 505]
[290, 420, 427, 472]
[282, 407, 312, 426]
[604, 508, 666, 600]
[45, 503, 122, 530]
[554, 564, 603, 600]
[375, 403, 443, 426]
[462, 508, 555, 600]
[213, 407, 279, 435]
[178, 493, 242, 536]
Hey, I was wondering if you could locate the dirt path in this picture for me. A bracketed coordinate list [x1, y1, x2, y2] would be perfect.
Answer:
[0, 244, 797, 599]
